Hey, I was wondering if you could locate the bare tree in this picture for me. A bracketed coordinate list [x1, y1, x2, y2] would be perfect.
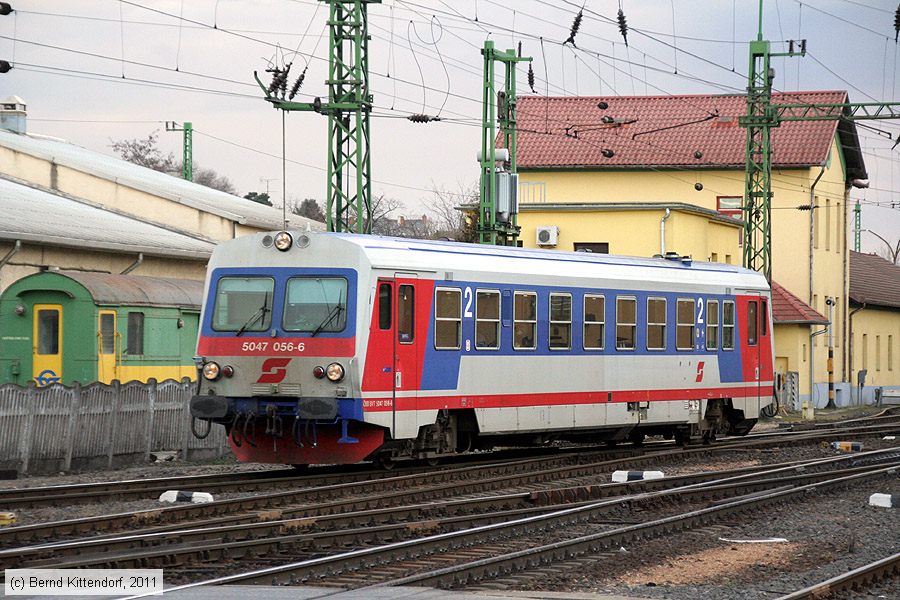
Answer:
[425, 181, 479, 242]
[291, 198, 326, 222]
[367, 194, 405, 235]
[111, 131, 237, 195]
[867, 230, 900, 265]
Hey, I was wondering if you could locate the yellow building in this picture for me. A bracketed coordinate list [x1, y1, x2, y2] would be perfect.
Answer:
[849, 251, 900, 399]
[514, 91, 870, 404]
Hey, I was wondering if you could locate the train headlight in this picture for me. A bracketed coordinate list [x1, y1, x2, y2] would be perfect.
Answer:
[325, 362, 344, 382]
[202, 361, 221, 381]
[274, 231, 293, 251]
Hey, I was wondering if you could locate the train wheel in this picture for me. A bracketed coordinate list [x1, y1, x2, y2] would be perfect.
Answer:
[374, 454, 395, 470]
[426, 457, 440, 467]
[674, 429, 688, 447]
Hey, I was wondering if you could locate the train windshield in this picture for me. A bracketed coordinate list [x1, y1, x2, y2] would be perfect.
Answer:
[211, 277, 274, 333]
[283, 277, 348, 334]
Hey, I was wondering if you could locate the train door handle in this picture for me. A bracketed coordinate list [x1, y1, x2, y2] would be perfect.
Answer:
[395, 371, 402, 389]
[755, 367, 759, 380]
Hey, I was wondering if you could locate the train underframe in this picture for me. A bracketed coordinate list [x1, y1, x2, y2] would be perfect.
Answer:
[193, 395, 759, 467]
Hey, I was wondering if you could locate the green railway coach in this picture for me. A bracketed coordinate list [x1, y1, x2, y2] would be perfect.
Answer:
[0, 270, 202, 386]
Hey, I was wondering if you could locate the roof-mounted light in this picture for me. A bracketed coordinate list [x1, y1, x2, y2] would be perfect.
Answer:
[274, 231, 293, 251]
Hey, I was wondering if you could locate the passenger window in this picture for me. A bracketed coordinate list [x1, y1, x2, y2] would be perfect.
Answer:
[706, 300, 719, 350]
[748, 300, 758, 346]
[378, 283, 392, 330]
[398, 284, 415, 344]
[435, 288, 461, 350]
[583, 295, 605, 350]
[761, 300, 768, 336]
[616, 297, 636, 350]
[647, 297, 666, 351]
[100, 313, 116, 355]
[37, 309, 60, 355]
[475, 290, 500, 350]
[677, 299, 695, 351]
[723, 301, 735, 350]
[549, 293, 572, 350]
[513, 291, 537, 350]
[127, 312, 145, 355]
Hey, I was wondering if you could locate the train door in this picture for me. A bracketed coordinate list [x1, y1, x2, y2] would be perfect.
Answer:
[738, 294, 767, 403]
[97, 310, 118, 383]
[32, 304, 62, 387]
[758, 296, 773, 404]
[376, 277, 420, 435]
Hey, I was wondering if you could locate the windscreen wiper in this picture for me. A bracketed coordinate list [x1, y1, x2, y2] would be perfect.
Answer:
[235, 293, 270, 337]
[310, 304, 343, 337]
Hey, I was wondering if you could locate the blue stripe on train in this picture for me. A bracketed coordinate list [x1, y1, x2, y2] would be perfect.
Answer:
[420, 281, 746, 391]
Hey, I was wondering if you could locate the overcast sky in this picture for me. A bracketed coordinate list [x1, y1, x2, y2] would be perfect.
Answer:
[2, 0, 899, 254]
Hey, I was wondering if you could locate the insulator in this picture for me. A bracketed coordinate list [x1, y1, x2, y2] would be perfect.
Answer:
[617, 9, 628, 47]
[278, 62, 292, 97]
[0, 4, 11, 17]
[895, 4, 899, 42]
[800, 39, 807, 54]
[788, 40, 794, 53]
[694, 182, 703, 191]
[407, 114, 440, 123]
[601, 115, 614, 124]
[527, 63, 536, 93]
[0, 60, 10, 73]
[288, 66, 307, 100]
[601, 148, 615, 158]
[267, 68, 282, 95]
[564, 9, 583, 46]
[693, 150, 703, 159]
[797, 204, 813, 211]
[597, 101, 609, 110]
[518, 41, 522, 57]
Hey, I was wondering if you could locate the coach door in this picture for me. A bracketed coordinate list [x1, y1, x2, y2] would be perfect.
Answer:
[97, 310, 119, 384]
[377, 277, 420, 434]
[739, 294, 765, 403]
[32, 304, 62, 386]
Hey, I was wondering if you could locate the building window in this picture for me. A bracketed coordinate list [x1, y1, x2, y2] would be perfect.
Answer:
[616, 297, 636, 350]
[862, 334, 868, 369]
[584, 295, 605, 350]
[677, 299, 696, 350]
[127, 312, 144, 355]
[876, 335, 882, 371]
[717, 196, 742, 217]
[475, 290, 500, 350]
[723, 300, 735, 350]
[574, 242, 609, 254]
[646, 297, 666, 351]
[725, 254, 732, 265]
[706, 300, 719, 350]
[434, 288, 461, 349]
[825, 198, 832, 251]
[398, 284, 415, 344]
[711, 252, 718, 263]
[549, 293, 572, 350]
[889, 335, 894, 371]
[513, 291, 537, 350]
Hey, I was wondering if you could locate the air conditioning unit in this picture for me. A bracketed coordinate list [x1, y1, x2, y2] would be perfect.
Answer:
[536, 226, 559, 246]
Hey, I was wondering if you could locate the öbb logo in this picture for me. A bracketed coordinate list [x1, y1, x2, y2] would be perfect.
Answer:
[257, 358, 292, 383]
[695, 361, 705, 383]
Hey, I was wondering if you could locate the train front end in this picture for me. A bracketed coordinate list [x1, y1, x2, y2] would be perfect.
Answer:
[189, 231, 383, 466]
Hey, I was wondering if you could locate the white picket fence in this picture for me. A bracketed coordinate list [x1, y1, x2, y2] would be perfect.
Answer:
[0, 379, 228, 475]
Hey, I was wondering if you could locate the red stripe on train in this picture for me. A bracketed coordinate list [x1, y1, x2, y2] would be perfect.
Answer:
[197, 336, 355, 357]
[362, 385, 775, 412]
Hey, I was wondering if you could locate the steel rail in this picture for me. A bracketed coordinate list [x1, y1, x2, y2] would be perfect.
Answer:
[774, 551, 900, 599]
[116, 453, 900, 594]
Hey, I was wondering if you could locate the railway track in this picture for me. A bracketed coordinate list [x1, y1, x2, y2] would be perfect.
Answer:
[774, 551, 900, 599]
[6, 449, 895, 572]
[107, 450, 899, 597]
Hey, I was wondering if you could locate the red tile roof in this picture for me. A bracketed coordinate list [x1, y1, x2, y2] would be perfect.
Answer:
[514, 91, 848, 170]
[850, 251, 900, 309]
[771, 281, 828, 325]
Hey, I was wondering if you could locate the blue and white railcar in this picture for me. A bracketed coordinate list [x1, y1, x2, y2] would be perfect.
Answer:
[190, 232, 774, 466]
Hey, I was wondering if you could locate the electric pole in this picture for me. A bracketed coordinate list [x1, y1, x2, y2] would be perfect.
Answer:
[165, 121, 193, 182]
[255, 0, 379, 234]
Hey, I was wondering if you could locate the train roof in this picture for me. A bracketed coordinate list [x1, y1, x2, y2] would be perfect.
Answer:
[214, 232, 769, 292]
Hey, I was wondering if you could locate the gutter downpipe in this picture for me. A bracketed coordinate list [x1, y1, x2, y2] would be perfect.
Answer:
[808, 166, 826, 305]
[808, 324, 829, 419]
[121, 253, 144, 275]
[848, 302, 865, 405]
[660, 208, 671, 255]
[0, 240, 22, 272]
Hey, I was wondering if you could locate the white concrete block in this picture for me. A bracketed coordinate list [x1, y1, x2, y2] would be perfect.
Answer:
[159, 490, 214, 504]
[612, 470, 664, 482]
[868, 493, 896, 508]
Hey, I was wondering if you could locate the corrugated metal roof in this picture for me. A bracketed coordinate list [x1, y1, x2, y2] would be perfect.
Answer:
[51, 270, 203, 307]
[850, 251, 900, 309]
[0, 129, 325, 232]
[0, 176, 215, 259]
[514, 91, 861, 172]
